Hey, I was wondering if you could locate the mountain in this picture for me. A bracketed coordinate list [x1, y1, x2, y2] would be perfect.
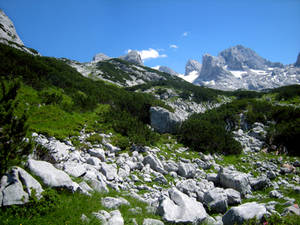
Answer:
[185, 59, 202, 75]
[295, 53, 300, 67]
[154, 65, 178, 76]
[1, 10, 300, 225]
[0, 10, 38, 55]
[119, 50, 143, 65]
[192, 45, 300, 90]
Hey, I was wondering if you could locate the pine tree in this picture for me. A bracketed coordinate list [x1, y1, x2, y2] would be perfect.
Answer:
[0, 78, 32, 177]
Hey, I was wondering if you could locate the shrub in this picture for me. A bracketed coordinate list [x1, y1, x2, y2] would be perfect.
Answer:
[0, 79, 32, 177]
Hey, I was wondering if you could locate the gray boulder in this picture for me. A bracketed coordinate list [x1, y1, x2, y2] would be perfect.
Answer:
[177, 162, 197, 178]
[143, 218, 164, 225]
[157, 187, 207, 223]
[225, 188, 241, 205]
[88, 148, 105, 161]
[93, 209, 124, 225]
[63, 162, 86, 177]
[0, 167, 43, 207]
[120, 50, 143, 65]
[27, 159, 79, 192]
[250, 176, 270, 191]
[222, 202, 267, 225]
[108, 210, 124, 225]
[149, 107, 183, 134]
[283, 205, 300, 216]
[218, 167, 251, 196]
[143, 154, 166, 174]
[163, 160, 178, 172]
[101, 197, 129, 209]
[100, 162, 117, 181]
[204, 187, 228, 213]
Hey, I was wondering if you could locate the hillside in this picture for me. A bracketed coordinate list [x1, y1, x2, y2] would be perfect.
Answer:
[0, 10, 300, 225]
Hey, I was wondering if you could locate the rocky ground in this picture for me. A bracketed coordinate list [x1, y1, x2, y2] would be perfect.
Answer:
[1, 120, 299, 224]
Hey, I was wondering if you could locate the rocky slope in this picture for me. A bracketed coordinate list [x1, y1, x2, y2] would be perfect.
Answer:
[190, 45, 300, 91]
[1, 118, 299, 224]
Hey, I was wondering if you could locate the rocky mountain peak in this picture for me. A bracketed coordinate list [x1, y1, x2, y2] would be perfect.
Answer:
[156, 66, 178, 76]
[218, 45, 268, 70]
[295, 52, 300, 67]
[92, 53, 110, 63]
[0, 9, 24, 46]
[185, 59, 202, 75]
[119, 50, 143, 65]
[195, 54, 229, 82]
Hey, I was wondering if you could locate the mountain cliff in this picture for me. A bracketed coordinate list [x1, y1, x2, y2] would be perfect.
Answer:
[192, 45, 300, 90]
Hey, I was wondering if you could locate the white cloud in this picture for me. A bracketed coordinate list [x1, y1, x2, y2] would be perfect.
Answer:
[169, 44, 178, 49]
[182, 31, 189, 37]
[129, 48, 167, 61]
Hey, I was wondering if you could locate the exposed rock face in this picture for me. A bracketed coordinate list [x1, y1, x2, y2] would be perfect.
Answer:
[219, 45, 275, 70]
[143, 218, 164, 225]
[93, 209, 124, 225]
[193, 45, 300, 91]
[157, 66, 178, 76]
[0, 10, 23, 46]
[185, 59, 202, 75]
[149, 106, 184, 134]
[157, 188, 207, 223]
[222, 202, 267, 225]
[0, 167, 43, 207]
[120, 50, 143, 65]
[92, 53, 110, 63]
[195, 54, 231, 82]
[295, 53, 300, 67]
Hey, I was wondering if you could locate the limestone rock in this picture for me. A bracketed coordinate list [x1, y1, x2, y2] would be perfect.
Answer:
[100, 162, 118, 181]
[143, 154, 166, 174]
[120, 50, 143, 65]
[204, 187, 228, 213]
[27, 159, 79, 192]
[101, 197, 130, 209]
[0, 10, 24, 45]
[149, 106, 183, 134]
[143, 218, 164, 225]
[225, 188, 241, 205]
[222, 202, 267, 225]
[0, 167, 43, 207]
[218, 167, 251, 196]
[177, 162, 197, 178]
[157, 187, 207, 223]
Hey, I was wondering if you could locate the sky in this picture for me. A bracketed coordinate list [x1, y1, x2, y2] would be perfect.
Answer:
[1, 0, 300, 73]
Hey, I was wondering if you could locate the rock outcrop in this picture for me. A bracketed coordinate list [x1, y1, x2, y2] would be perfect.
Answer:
[185, 59, 202, 75]
[92, 53, 111, 63]
[149, 106, 184, 133]
[0, 167, 43, 207]
[120, 50, 143, 65]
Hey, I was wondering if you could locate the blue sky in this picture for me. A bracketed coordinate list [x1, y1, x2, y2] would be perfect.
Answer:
[1, 0, 300, 73]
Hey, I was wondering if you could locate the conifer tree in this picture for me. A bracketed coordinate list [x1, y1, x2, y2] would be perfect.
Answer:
[0, 79, 32, 177]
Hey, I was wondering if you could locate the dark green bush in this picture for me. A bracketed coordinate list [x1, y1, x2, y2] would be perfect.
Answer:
[0, 79, 32, 177]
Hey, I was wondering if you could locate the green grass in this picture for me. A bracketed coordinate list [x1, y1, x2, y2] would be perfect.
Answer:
[0, 188, 162, 225]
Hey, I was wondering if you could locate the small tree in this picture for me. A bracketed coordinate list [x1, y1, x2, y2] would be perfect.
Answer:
[0, 79, 32, 177]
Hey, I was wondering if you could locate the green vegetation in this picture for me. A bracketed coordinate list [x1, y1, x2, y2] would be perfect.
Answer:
[0, 79, 32, 177]
[0, 43, 171, 145]
[0, 188, 161, 225]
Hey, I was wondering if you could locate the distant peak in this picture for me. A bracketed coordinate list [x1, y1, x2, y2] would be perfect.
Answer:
[295, 52, 300, 67]
[119, 50, 143, 65]
[185, 59, 202, 75]
[92, 53, 110, 63]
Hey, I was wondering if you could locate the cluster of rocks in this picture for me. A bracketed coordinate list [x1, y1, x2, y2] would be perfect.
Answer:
[1, 128, 299, 224]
